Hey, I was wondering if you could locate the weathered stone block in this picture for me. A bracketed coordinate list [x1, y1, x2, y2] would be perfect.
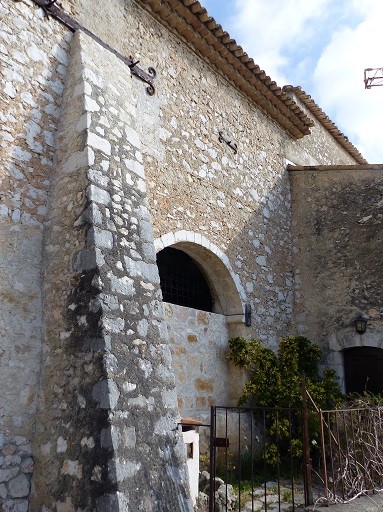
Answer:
[0, 468, 19, 483]
[0, 499, 29, 512]
[91, 379, 120, 409]
[8, 474, 30, 498]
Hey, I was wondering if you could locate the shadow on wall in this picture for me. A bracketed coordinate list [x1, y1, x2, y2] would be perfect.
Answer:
[290, 169, 383, 386]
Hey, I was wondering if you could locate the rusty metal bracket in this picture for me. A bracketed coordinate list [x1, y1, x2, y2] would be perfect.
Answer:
[219, 131, 238, 154]
[127, 59, 156, 96]
[16, 0, 156, 95]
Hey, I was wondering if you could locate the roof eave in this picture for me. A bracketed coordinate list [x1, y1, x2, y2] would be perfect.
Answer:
[283, 86, 368, 165]
[136, 0, 314, 139]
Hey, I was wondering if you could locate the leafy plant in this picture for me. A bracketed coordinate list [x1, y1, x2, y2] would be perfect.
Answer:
[227, 336, 344, 465]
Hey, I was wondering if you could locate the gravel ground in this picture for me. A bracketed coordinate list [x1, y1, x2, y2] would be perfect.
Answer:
[306, 491, 383, 511]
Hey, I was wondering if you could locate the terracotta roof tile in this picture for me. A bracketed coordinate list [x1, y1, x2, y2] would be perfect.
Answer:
[138, 0, 314, 139]
[283, 86, 367, 165]
[181, 417, 204, 426]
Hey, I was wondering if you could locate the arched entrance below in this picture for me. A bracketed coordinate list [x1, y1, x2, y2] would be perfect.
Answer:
[154, 232, 248, 423]
[344, 347, 383, 395]
[325, 322, 383, 393]
[154, 231, 246, 317]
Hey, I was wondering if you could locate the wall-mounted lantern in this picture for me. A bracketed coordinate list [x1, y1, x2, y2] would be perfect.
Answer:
[245, 304, 251, 327]
[354, 315, 367, 334]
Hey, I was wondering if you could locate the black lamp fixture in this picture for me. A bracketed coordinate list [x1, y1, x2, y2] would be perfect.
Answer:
[245, 304, 251, 327]
[354, 315, 367, 334]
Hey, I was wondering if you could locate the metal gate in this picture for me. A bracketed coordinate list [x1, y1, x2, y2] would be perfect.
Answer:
[318, 405, 383, 505]
[208, 406, 312, 512]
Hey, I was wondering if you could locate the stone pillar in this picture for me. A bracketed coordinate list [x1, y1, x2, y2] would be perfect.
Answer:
[31, 31, 191, 512]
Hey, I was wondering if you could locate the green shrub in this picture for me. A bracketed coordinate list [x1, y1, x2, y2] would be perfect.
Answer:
[227, 336, 344, 464]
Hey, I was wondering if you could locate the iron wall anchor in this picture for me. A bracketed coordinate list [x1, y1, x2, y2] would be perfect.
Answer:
[127, 58, 156, 96]
[219, 131, 238, 154]
[16, 0, 157, 96]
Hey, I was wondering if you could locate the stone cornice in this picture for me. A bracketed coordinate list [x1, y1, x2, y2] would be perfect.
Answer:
[136, 0, 315, 139]
[283, 86, 368, 165]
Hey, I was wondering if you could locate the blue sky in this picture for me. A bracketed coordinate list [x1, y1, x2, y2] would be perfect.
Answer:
[201, 0, 383, 163]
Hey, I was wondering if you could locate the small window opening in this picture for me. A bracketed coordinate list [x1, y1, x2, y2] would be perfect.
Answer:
[186, 442, 194, 459]
[156, 247, 213, 312]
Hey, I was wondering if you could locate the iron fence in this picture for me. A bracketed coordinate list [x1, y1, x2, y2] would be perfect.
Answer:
[318, 406, 383, 505]
[206, 397, 383, 509]
[208, 406, 311, 512]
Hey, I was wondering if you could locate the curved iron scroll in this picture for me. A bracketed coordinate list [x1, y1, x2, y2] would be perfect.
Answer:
[16, 0, 157, 96]
[128, 60, 157, 96]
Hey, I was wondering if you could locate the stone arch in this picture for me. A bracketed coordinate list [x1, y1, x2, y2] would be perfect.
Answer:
[327, 321, 383, 393]
[154, 231, 246, 318]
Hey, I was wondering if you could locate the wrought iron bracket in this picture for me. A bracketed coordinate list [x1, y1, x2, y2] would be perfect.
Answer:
[127, 59, 156, 96]
[15, 0, 156, 95]
[219, 131, 238, 154]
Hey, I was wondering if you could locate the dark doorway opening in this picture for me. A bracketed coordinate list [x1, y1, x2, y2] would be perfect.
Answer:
[344, 347, 383, 395]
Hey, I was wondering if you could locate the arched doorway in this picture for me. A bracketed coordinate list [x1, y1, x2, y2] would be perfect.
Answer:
[344, 347, 383, 395]
[154, 232, 247, 422]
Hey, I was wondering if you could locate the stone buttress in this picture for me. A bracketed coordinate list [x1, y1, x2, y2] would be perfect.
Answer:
[31, 31, 192, 511]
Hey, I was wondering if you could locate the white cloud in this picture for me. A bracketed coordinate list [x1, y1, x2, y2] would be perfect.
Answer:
[312, 0, 383, 162]
[227, 0, 331, 84]
[203, 0, 383, 162]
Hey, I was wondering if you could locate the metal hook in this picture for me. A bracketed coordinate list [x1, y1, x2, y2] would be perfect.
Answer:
[219, 131, 238, 154]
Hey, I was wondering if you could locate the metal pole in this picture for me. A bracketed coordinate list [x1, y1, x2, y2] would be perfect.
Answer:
[302, 374, 313, 505]
[209, 406, 215, 512]
[319, 408, 329, 507]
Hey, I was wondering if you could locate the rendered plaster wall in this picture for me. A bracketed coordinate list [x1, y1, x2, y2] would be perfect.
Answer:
[290, 168, 383, 382]
[30, 30, 191, 511]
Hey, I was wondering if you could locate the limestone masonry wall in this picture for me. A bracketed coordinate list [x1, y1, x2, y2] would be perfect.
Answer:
[164, 304, 230, 416]
[284, 94, 357, 167]
[30, 30, 191, 511]
[129, 1, 295, 346]
[0, 0, 367, 510]
[0, 435, 34, 511]
[0, 0, 70, 437]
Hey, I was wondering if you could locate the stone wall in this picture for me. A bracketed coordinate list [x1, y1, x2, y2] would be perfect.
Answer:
[0, 0, 367, 509]
[164, 303, 230, 418]
[127, 1, 296, 347]
[0, 2, 71, 508]
[56, 0, 304, 347]
[29, 30, 191, 511]
[284, 95, 358, 167]
[0, 0, 71, 438]
[290, 167, 383, 383]
[0, 435, 34, 511]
